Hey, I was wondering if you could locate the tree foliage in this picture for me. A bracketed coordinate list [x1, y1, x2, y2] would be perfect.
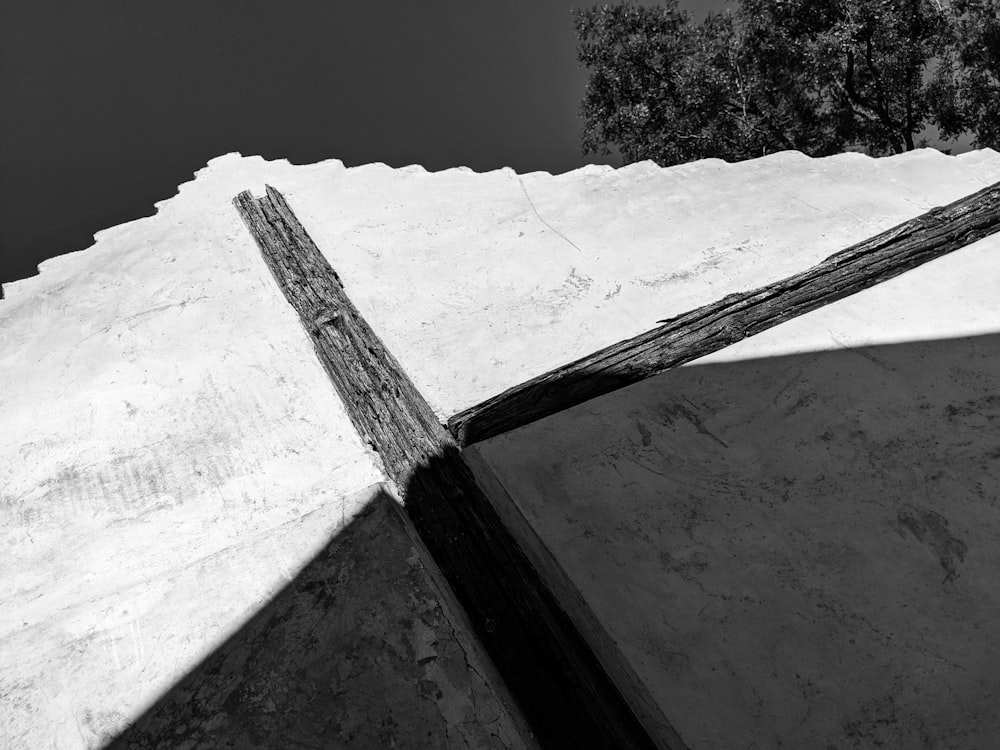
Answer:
[574, 0, 997, 165]
[929, 0, 1000, 148]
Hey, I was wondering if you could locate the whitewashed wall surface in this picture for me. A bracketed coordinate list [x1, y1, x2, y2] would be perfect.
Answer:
[2, 147, 998, 748]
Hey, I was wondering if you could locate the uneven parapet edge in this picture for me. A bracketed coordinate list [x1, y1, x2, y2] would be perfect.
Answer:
[0, 151, 336, 302]
[0, 152, 247, 301]
[2, 147, 991, 303]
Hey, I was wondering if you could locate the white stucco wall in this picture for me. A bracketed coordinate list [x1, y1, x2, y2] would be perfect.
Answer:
[0, 156, 392, 747]
[2, 147, 998, 747]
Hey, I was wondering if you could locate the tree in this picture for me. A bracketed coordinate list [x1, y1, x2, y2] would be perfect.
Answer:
[929, 0, 1000, 149]
[573, 3, 696, 164]
[573, 0, 978, 165]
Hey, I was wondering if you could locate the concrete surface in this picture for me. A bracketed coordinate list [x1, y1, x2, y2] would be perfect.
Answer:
[472, 245, 1000, 747]
[109, 485, 535, 749]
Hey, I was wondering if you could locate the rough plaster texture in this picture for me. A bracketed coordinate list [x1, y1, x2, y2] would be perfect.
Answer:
[109, 486, 534, 750]
[3, 147, 999, 748]
[8, 148, 996, 419]
[1, 157, 387, 748]
[472, 246, 1000, 748]
[264, 147, 1000, 418]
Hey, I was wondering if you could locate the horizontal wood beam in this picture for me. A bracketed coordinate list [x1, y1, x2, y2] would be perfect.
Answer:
[448, 180, 1000, 446]
[234, 186, 675, 750]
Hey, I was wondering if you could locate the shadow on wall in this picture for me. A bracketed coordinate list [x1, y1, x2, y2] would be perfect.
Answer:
[106, 331, 1000, 750]
[104, 452, 656, 750]
[470, 331, 1000, 750]
[106, 486, 532, 750]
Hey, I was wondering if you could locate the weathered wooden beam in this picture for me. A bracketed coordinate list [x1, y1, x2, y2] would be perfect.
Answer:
[234, 186, 674, 750]
[448, 180, 1000, 446]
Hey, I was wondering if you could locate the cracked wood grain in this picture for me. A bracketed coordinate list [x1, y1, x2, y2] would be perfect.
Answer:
[448, 180, 1000, 446]
[234, 186, 674, 750]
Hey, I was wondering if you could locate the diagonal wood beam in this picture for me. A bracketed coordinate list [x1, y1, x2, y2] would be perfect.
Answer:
[234, 186, 680, 750]
[448, 180, 1000, 446]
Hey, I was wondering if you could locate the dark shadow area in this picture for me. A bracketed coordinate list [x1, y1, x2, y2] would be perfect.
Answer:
[100, 330, 999, 750]
[403, 445, 671, 750]
[107, 485, 532, 750]
[471, 331, 1000, 749]
[103, 450, 663, 750]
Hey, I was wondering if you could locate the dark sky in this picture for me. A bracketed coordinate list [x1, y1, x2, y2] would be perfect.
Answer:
[0, 0, 726, 288]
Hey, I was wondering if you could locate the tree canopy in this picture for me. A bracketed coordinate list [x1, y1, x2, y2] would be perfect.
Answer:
[574, 0, 1000, 165]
